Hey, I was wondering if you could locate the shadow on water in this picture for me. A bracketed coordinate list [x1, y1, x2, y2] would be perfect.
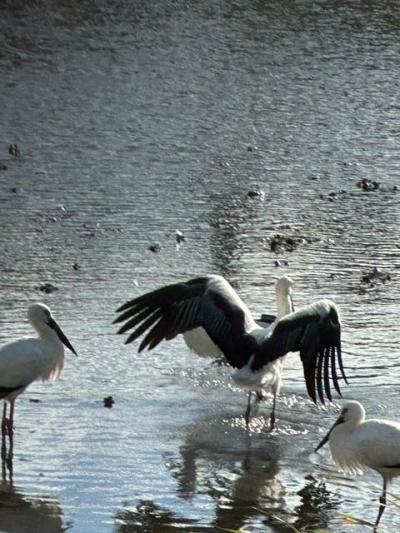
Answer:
[115, 413, 341, 532]
[0, 480, 68, 532]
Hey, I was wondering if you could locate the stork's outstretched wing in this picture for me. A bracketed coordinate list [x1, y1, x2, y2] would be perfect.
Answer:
[251, 300, 347, 403]
[114, 275, 260, 368]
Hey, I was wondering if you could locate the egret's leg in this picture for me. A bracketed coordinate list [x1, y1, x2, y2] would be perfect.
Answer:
[270, 392, 277, 431]
[374, 478, 387, 530]
[244, 391, 253, 427]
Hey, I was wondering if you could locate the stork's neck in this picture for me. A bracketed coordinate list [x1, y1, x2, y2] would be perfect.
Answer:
[275, 289, 293, 319]
[31, 320, 61, 344]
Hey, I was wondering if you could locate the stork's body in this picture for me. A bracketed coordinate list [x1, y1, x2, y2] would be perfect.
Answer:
[182, 276, 294, 426]
[0, 304, 77, 460]
[115, 274, 347, 427]
[315, 401, 400, 530]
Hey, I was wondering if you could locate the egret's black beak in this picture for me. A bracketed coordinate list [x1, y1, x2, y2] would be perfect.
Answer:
[315, 414, 344, 452]
[48, 317, 78, 355]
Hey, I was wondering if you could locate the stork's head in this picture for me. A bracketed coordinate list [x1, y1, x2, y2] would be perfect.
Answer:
[275, 275, 294, 294]
[315, 401, 365, 452]
[28, 303, 77, 355]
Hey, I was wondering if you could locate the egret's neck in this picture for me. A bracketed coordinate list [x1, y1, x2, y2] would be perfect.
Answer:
[276, 289, 293, 319]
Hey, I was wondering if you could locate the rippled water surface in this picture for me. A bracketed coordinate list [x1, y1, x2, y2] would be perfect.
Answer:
[1, 1, 400, 531]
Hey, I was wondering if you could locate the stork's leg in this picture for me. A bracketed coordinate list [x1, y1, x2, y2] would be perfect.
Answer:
[374, 478, 387, 530]
[8, 401, 14, 452]
[1, 403, 7, 438]
[1, 403, 7, 461]
[269, 392, 277, 431]
[244, 391, 253, 427]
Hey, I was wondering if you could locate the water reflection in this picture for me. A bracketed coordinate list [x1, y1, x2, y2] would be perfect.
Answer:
[0, 481, 67, 532]
[116, 414, 342, 532]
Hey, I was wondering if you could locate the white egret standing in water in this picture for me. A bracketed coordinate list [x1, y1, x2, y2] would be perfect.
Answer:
[114, 274, 347, 427]
[0, 303, 77, 462]
[315, 401, 400, 530]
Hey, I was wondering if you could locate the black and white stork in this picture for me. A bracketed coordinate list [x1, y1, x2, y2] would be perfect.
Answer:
[114, 275, 347, 428]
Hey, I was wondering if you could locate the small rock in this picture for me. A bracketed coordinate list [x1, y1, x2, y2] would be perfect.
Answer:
[103, 396, 115, 408]
[36, 282, 58, 293]
[148, 244, 161, 253]
[0, 163, 7, 170]
[247, 189, 264, 198]
[29, 398, 41, 403]
[10, 187, 18, 193]
[73, 262, 81, 271]
[9, 144, 21, 157]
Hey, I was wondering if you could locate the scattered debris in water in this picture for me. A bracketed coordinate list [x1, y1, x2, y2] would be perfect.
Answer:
[148, 244, 161, 253]
[270, 234, 298, 253]
[361, 267, 391, 285]
[8, 144, 21, 157]
[103, 396, 115, 408]
[274, 259, 289, 267]
[175, 230, 185, 245]
[356, 178, 380, 191]
[35, 282, 58, 293]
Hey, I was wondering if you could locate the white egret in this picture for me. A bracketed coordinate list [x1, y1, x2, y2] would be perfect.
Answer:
[0, 303, 77, 454]
[315, 401, 400, 530]
[114, 274, 347, 427]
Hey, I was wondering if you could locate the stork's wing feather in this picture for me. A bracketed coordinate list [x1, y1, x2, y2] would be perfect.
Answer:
[114, 275, 259, 368]
[251, 299, 347, 404]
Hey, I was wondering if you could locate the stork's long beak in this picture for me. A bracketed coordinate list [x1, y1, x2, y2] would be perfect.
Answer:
[48, 317, 78, 355]
[314, 414, 344, 452]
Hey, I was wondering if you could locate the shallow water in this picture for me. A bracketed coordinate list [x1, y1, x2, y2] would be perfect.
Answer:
[0, 0, 400, 531]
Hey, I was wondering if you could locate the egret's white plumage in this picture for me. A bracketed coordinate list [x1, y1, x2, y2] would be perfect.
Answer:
[115, 274, 346, 428]
[0, 303, 77, 458]
[315, 401, 400, 529]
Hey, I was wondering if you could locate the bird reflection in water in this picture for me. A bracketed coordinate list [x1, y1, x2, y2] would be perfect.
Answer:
[115, 415, 342, 532]
[0, 481, 67, 532]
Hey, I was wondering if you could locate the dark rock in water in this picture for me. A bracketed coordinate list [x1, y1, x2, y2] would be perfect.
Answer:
[270, 234, 298, 253]
[36, 282, 58, 293]
[148, 244, 161, 253]
[103, 396, 115, 408]
[8, 144, 21, 157]
[356, 178, 380, 191]
[10, 187, 18, 193]
[29, 398, 41, 403]
[73, 262, 81, 270]
[360, 267, 391, 285]
[0, 163, 7, 170]
[247, 189, 264, 198]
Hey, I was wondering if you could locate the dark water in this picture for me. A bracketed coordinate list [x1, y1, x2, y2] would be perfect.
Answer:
[0, 1, 400, 531]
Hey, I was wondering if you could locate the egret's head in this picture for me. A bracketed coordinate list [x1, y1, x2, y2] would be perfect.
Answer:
[28, 303, 77, 355]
